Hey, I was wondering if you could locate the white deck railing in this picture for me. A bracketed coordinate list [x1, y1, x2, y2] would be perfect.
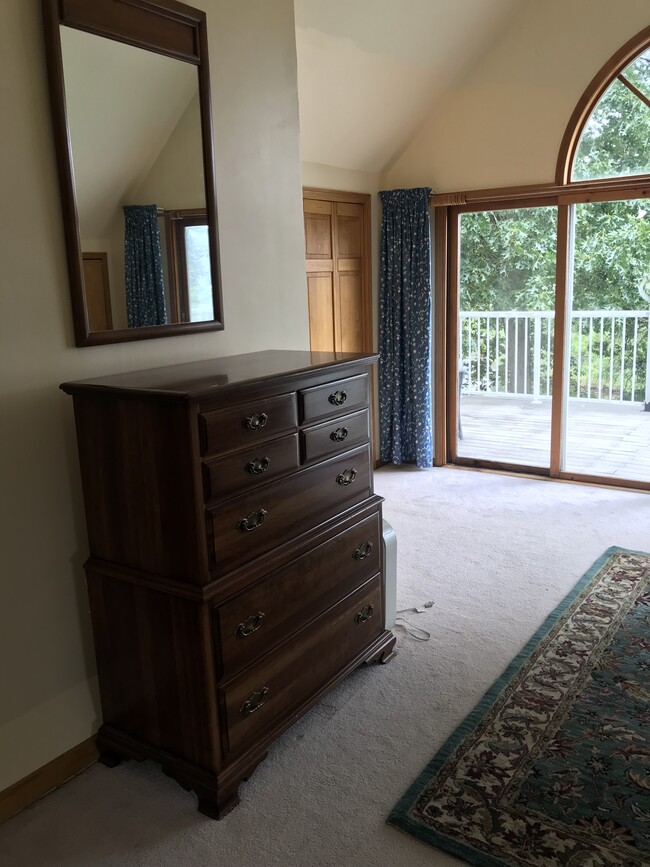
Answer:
[459, 310, 650, 404]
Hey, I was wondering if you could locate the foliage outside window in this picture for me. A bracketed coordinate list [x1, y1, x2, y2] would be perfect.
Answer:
[573, 48, 650, 181]
[460, 201, 649, 402]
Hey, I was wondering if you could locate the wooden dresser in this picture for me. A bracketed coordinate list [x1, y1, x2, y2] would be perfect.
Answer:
[61, 350, 396, 818]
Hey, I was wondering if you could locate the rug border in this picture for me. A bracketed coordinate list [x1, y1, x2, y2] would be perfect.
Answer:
[386, 545, 648, 867]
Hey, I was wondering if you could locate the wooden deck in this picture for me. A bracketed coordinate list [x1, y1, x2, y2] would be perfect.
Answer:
[457, 394, 650, 482]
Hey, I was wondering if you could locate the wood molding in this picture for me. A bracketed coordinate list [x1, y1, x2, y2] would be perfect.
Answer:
[430, 192, 466, 207]
[0, 737, 98, 824]
[302, 187, 372, 205]
[558, 471, 650, 492]
[429, 176, 650, 210]
[550, 205, 571, 476]
[445, 209, 460, 464]
[444, 462, 650, 494]
[433, 208, 449, 466]
[558, 185, 650, 206]
[453, 457, 550, 478]
[618, 73, 650, 112]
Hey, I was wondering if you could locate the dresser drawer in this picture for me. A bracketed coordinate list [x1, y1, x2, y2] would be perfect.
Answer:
[299, 374, 368, 424]
[214, 511, 381, 677]
[301, 409, 370, 464]
[199, 393, 297, 456]
[207, 445, 372, 573]
[203, 433, 299, 503]
[220, 575, 383, 756]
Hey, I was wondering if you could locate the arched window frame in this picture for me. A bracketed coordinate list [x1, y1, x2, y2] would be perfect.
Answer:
[556, 24, 650, 186]
[430, 25, 650, 489]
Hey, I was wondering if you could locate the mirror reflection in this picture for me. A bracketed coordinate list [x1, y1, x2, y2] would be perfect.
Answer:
[60, 26, 214, 332]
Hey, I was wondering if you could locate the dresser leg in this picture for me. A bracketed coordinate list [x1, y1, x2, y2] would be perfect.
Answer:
[197, 788, 241, 820]
[379, 646, 397, 664]
[363, 630, 397, 665]
[195, 748, 270, 819]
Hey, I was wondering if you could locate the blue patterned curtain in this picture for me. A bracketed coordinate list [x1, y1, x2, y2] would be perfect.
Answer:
[123, 204, 167, 328]
[379, 187, 433, 468]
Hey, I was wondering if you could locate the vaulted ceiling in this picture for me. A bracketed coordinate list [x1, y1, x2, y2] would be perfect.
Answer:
[295, 0, 524, 174]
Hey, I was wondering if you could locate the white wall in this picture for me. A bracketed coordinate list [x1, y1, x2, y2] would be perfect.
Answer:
[386, 0, 650, 192]
[0, 0, 307, 791]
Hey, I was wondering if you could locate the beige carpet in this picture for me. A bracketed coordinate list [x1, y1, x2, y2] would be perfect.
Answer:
[2, 466, 649, 867]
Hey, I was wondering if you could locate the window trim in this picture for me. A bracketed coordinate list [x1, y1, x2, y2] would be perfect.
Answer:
[164, 208, 209, 324]
[436, 192, 650, 492]
[555, 24, 650, 185]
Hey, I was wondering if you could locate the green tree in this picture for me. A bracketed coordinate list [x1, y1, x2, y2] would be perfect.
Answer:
[574, 51, 650, 181]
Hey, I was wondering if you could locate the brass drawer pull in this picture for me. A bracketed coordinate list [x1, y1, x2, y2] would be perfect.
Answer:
[235, 611, 265, 638]
[244, 412, 268, 431]
[353, 541, 373, 561]
[336, 468, 357, 486]
[237, 509, 267, 532]
[328, 390, 347, 407]
[330, 426, 349, 443]
[240, 686, 269, 715]
[354, 604, 374, 624]
[245, 456, 270, 475]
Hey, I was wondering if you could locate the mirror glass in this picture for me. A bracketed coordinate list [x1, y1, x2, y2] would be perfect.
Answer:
[59, 26, 215, 333]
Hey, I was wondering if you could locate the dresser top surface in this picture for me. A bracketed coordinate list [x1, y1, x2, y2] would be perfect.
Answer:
[60, 350, 377, 400]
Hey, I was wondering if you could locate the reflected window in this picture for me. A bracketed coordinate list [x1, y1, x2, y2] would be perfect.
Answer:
[165, 211, 214, 323]
[185, 225, 212, 322]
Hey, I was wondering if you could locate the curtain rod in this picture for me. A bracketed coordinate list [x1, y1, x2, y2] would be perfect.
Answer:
[428, 174, 650, 208]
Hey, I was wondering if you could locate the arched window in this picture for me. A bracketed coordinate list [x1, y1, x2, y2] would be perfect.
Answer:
[434, 26, 650, 491]
[573, 48, 650, 180]
[556, 25, 650, 184]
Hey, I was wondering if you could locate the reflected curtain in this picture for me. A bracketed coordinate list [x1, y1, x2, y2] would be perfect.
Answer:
[378, 187, 433, 468]
[123, 204, 167, 328]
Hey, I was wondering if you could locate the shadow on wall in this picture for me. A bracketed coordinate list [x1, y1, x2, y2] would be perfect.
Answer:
[0, 384, 96, 727]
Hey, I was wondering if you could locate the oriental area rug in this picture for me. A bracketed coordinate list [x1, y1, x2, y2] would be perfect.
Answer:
[388, 547, 650, 867]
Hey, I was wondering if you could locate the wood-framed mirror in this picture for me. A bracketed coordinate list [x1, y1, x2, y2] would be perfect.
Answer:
[42, 0, 224, 346]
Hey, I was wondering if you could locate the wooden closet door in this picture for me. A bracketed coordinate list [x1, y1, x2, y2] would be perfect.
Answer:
[303, 189, 371, 354]
[304, 199, 336, 351]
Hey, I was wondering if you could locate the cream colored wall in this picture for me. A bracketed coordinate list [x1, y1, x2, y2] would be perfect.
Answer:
[386, 0, 650, 192]
[0, 0, 307, 791]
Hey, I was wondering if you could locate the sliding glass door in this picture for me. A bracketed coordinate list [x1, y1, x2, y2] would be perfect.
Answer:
[455, 206, 558, 469]
[446, 196, 650, 488]
[562, 198, 650, 482]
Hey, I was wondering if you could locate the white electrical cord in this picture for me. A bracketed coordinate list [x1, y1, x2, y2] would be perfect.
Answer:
[394, 601, 433, 641]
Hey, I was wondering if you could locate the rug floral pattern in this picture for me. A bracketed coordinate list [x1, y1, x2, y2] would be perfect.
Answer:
[388, 548, 650, 866]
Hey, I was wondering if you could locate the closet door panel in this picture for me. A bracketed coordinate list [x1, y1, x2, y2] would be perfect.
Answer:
[307, 274, 336, 351]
